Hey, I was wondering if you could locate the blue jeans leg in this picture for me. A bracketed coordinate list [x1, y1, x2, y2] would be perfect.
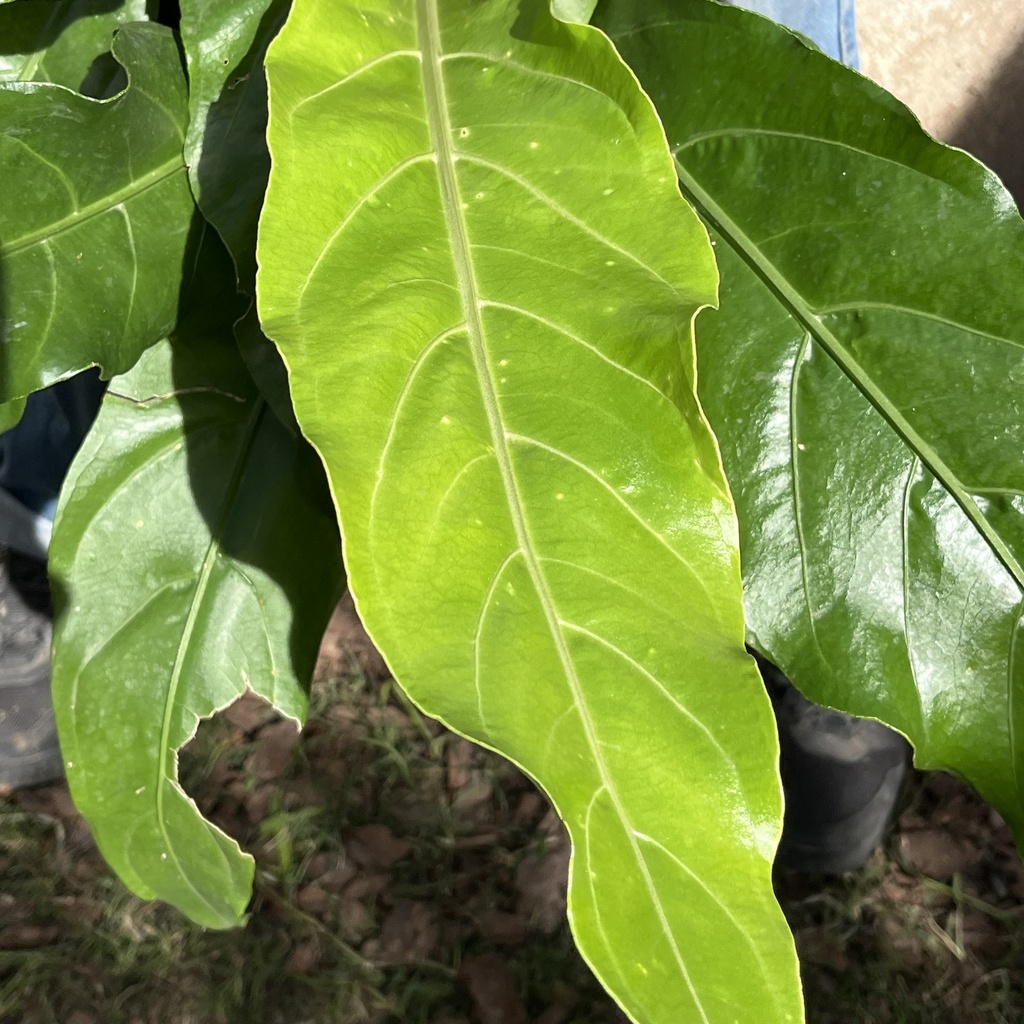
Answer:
[0, 371, 105, 559]
[726, 0, 859, 68]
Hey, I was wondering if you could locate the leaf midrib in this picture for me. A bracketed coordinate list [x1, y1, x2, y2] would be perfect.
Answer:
[154, 396, 267, 919]
[415, 4, 710, 1014]
[674, 159, 1024, 594]
[2, 157, 186, 257]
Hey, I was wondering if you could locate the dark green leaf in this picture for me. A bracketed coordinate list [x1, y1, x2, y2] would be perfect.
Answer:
[598, 0, 1024, 832]
[50, 245, 342, 928]
[180, 0, 290, 287]
[258, 2, 801, 1021]
[234, 302, 298, 432]
[178, 0, 297, 431]
[0, 0, 153, 95]
[0, 397, 26, 433]
[0, 23, 195, 402]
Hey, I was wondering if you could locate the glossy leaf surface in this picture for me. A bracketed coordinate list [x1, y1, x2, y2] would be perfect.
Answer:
[50, 265, 342, 928]
[598, 0, 1024, 830]
[0, 23, 194, 402]
[0, 0, 151, 93]
[258, 2, 800, 1022]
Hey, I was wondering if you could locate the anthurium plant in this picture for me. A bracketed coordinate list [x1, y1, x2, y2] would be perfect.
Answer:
[1, 0, 1021, 1021]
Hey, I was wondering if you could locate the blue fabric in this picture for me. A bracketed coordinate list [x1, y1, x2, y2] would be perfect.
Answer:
[728, 0, 859, 68]
[0, 371, 104, 538]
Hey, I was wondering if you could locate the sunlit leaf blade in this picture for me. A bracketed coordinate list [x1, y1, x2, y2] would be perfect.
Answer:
[180, 0, 290, 288]
[50, 269, 343, 928]
[597, 0, 1024, 831]
[0, 0, 152, 94]
[551, 0, 597, 24]
[258, 2, 801, 1021]
[0, 23, 194, 402]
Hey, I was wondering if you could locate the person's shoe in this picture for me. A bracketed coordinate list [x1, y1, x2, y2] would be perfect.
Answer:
[760, 655, 911, 874]
[0, 549, 62, 788]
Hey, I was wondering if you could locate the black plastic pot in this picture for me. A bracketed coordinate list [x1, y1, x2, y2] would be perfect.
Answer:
[759, 657, 912, 874]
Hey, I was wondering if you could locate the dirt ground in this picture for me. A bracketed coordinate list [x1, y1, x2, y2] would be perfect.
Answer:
[1, 597, 1023, 1023]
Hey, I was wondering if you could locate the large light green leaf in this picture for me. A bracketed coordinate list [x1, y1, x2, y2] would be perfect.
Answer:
[50, 241, 342, 928]
[0, 23, 194, 402]
[258, 2, 800, 1022]
[597, 1, 1024, 832]
[180, 0, 290, 287]
[0, 0, 152, 94]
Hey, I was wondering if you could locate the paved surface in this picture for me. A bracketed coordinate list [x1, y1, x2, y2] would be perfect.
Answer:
[858, 0, 1024, 200]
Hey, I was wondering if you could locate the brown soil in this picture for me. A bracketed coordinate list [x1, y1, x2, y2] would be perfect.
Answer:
[1, 597, 1022, 1022]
